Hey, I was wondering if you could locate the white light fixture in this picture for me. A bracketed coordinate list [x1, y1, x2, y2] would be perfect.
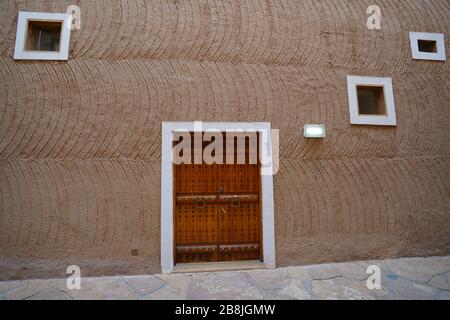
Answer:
[304, 124, 326, 138]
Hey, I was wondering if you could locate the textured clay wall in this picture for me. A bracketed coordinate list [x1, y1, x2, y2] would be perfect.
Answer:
[0, 0, 449, 280]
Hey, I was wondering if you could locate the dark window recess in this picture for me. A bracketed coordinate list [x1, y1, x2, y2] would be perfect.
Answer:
[357, 86, 387, 115]
[26, 20, 62, 52]
[418, 40, 437, 53]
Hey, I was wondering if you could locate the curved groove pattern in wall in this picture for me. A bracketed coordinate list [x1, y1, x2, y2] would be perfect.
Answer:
[0, 0, 449, 279]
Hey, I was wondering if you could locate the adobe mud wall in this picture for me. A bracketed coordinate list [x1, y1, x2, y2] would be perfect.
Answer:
[0, 0, 449, 280]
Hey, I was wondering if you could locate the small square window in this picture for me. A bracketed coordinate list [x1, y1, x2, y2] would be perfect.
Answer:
[417, 40, 437, 53]
[347, 76, 397, 126]
[25, 21, 62, 52]
[409, 32, 446, 61]
[357, 86, 386, 115]
[14, 11, 72, 61]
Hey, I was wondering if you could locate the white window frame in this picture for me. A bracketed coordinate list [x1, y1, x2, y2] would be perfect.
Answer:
[409, 32, 446, 61]
[14, 11, 72, 61]
[347, 75, 397, 126]
[160, 122, 276, 273]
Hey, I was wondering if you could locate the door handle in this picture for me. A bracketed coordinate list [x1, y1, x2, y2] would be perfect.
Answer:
[220, 206, 226, 214]
[231, 196, 241, 208]
[196, 199, 206, 209]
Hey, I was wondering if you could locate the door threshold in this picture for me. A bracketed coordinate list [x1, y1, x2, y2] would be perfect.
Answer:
[173, 260, 266, 274]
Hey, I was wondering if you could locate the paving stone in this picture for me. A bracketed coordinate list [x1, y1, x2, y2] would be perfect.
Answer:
[0, 281, 24, 299]
[142, 275, 191, 300]
[427, 272, 450, 291]
[123, 276, 166, 297]
[1, 256, 449, 300]
[1, 281, 37, 300]
[63, 277, 138, 300]
[25, 288, 72, 300]
[246, 268, 290, 291]
[382, 275, 439, 300]
[312, 278, 377, 300]
[412, 283, 436, 295]
[244, 269, 294, 299]
[276, 278, 312, 300]
[285, 266, 310, 281]
[437, 290, 450, 300]
[1, 279, 64, 300]
[380, 256, 450, 283]
[303, 262, 369, 281]
[187, 273, 263, 300]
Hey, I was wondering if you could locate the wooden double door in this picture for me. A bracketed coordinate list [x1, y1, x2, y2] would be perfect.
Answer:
[174, 132, 262, 263]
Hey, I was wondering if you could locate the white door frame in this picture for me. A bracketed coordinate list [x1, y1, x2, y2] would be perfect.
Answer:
[160, 121, 276, 273]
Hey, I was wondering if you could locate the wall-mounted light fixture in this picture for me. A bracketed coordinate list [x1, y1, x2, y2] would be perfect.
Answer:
[303, 124, 326, 139]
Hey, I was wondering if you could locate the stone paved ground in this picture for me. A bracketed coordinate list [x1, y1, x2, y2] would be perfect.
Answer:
[0, 256, 449, 300]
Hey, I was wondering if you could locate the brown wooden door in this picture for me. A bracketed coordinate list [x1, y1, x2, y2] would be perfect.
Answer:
[174, 132, 262, 263]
